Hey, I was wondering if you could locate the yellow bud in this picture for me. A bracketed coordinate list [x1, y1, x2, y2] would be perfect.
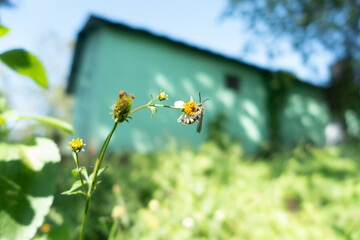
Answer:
[69, 138, 85, 152]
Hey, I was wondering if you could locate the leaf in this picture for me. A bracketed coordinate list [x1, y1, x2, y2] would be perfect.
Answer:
[0, 49, 48, 88]
[0, 25, 10, 37]
[0, 109, 18, 125]
[18, 116, 75, 135]
[148, 106, 157, 118]
[93, 181, 102, 192]
[61, 180, 84, 196]
[0, 137, 60, 240]
[71, 168, 79, 178]
[80, 167, 90, 184]
[61, 190, 85, 196]
[89, 166, 107, 183]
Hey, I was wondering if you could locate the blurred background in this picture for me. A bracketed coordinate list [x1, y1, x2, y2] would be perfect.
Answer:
[1, 0, 360, 239]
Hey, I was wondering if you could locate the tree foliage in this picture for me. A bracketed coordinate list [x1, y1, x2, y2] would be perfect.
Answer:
[225, 0, 360, 136]
[225, 0, 360, 71]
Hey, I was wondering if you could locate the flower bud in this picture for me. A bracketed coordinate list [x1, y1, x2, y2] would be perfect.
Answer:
[112, 91, 134, 123]
[69, 138, 85, 152]
[158, 90, 168, 101]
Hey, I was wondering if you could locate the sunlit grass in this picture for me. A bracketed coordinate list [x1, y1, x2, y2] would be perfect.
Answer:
[43, 140, 360, 240]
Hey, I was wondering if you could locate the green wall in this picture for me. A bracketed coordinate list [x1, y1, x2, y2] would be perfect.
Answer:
[278, 83, 330, 147]
[72, 25, 269, 154]
[71, 20, 335, 154]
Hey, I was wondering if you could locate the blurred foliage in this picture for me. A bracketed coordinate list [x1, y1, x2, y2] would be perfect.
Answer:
[37, 138, 360, 240]
[0, 137, 60, 239]
[0, 49, 48, 88]
[224, 0, 360, 67]
[266, 71, 296, 150]
[0, 25, 73, 239]
[206, 112, 234, 150]
[224, 0, 360, 136]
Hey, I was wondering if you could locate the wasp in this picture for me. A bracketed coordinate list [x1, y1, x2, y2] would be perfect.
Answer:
[177, 93, 209, 133]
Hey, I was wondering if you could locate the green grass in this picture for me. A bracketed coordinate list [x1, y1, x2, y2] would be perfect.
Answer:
[37, 141, 360, 240]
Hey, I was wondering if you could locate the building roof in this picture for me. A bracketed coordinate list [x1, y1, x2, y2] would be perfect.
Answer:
[68, 15, 272, 93]
[67, 15, 321, 93]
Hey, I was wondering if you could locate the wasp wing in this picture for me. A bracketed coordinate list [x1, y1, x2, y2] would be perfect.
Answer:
[177, 112, 187, 123]
[196, 113, 203, 133]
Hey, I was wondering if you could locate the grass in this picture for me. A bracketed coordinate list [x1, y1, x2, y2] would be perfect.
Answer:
[36, 140, 360, 240]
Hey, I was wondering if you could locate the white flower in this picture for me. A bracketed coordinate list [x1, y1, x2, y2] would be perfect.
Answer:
[215, 209, 226, 221]
[148, 199, 159, 211]
[182, 217, 195, 228]
[174, 100, 185, 109]
[174, 96, 197, 123]
[174, 96, 194, 109]
[111, 205, 124, 219]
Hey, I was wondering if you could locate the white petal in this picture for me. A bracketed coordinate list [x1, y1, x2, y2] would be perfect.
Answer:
[174, 101, 185, 108]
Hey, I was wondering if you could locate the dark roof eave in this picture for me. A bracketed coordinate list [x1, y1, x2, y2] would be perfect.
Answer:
[67, 15, 323, 93]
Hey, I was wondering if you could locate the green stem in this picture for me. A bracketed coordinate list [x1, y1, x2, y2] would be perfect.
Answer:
[79, 121, 119, 240]
[108, 218, 119, 240]
[130, 98, 159, 115]
[80, 196, 90, 240]
[89, 122, 119, 195]
[151, 104, 181, 109]
[73, 152, 88, 195]
[79, 96, 180, 239]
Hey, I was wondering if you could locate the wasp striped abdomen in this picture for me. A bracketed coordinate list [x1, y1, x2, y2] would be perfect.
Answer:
[180, 114, 200, 125]
[176, 93, 209, 133]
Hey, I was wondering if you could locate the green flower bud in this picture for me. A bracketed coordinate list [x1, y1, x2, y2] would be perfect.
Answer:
[112, 91, 134, 123]
[158, 90, 168, 101]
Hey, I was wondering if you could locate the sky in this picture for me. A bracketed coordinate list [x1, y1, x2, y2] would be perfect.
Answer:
[0, 0, 334, 116]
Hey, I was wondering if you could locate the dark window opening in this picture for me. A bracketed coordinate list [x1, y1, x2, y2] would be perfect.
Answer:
[225, 75, 240, 91]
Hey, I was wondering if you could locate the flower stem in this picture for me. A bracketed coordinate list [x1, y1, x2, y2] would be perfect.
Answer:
[89, 121, 119, 195]
[151, 104, 181, 109]
[79, 121, 119, 240]
[80, 196, 90, 240]
[78, 96, 180, 239]
[73, 152, 88, 195]
[130, 98, 159, 115]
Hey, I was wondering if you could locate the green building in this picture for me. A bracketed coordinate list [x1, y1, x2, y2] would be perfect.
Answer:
[67, 15, 331, 154]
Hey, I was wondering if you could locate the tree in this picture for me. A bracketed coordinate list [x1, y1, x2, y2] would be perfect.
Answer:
[225, 0, 359, 65]
[225, 0, 360, 137]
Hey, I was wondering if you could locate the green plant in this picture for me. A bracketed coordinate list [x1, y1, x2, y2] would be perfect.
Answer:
[62, 90, 207, 239]
[45, 138, 360, 240]
[0, 24, 74, 239]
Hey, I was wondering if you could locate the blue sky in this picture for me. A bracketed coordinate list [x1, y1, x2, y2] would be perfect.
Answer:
[0, 0, 334, 112]
[0, 0, 335, 84]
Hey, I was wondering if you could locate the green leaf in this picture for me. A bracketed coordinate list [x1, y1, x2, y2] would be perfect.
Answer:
[93, 181, 102, 192]
[71, 168, 79, 178]
[0, 49, 48, 88]
[148, 106, 157, 118]
[18, 116, 75, 135]
[0, 25, 10, 37]
[89, 166, 107, 182]
[61, 190, 85, 196]
[81, 168, 90, 184]
[61, 180, 84, 196]
[0, 137, 60, 240]
[0, 109, 18, 125]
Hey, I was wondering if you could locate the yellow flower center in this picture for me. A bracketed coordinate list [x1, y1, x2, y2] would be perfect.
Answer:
[184, 101, 197, 116]
[70, 138, 84, 151]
